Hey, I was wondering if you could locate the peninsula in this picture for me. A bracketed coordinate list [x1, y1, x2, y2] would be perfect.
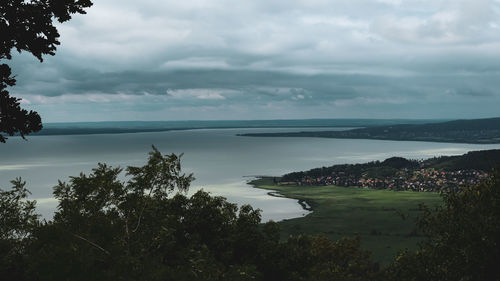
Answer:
[251, 149, 500, 264]
[239, 117, 500, 144]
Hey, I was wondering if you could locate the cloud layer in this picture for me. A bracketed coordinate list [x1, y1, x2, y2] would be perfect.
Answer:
[7, 0, 500, 121]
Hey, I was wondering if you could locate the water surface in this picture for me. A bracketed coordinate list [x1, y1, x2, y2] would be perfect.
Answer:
[2, 127, 500, 221]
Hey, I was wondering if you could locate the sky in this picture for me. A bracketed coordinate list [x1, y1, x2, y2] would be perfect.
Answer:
[8, 0, 500, 122]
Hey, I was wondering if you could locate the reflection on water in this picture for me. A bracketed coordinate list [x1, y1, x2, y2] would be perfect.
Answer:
[191, 178, 311, 221]
[1, 127, 500, 221]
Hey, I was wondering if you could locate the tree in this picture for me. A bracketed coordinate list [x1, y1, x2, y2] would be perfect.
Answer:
[0, 178, 39, 281]
[0, 147, 382, 280]
[0, 0, 93, 143]
[385, 169, 500, 281]
[23, 147, 269, 280]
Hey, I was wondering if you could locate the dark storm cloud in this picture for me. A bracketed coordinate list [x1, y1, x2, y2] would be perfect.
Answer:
[5, 0, 500, 121]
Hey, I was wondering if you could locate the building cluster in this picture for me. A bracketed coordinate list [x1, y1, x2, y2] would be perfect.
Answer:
[280, 168, 489, 192]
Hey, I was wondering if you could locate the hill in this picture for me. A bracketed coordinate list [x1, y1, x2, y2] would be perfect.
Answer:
[280, 149, 500, 192]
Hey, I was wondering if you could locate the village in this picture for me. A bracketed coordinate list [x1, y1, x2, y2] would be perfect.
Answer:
[279, 167, 489, 192]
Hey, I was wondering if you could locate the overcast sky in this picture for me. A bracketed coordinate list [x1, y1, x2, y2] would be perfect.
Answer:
[8, 0, 500, 122]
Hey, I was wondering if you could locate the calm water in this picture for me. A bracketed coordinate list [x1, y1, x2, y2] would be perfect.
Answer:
[2, 128, 500, 221]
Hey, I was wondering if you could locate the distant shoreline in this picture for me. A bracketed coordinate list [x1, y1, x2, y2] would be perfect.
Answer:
[239, 117, 500, 144]
[239, 132, 500, 144]
[32, 125, 353, 137]
[21, 117, 500, 144]
[30, 118, 444, 137]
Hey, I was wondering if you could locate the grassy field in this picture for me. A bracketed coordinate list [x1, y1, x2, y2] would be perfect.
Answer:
[252, 177, 443, 265]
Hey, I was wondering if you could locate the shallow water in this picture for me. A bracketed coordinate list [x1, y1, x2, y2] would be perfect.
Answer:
[1, 127, 500, 221]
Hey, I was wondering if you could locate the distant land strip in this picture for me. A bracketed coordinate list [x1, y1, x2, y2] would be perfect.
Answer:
[238, 117, 500, 144]
[31, 119, 444, 137]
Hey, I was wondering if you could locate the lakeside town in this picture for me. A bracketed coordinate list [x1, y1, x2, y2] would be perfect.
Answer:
[279, 166, 488, 192]
[278, 150, 500, 192]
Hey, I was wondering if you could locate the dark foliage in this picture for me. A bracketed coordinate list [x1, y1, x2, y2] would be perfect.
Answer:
[0, 0, 93, 142]
[1, 148, 499, 280]
[281, 158, 420, 183]
[381, 157, 416, 169]
[0, 178, 39, 281]
[425, 149, 500, 171]
[0, 148, 379, 281]
[385, 169, 500, 281]
[0, 68, 42, 143]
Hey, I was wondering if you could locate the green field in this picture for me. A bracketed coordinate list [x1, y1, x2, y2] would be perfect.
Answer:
[252, 178, 443, 265]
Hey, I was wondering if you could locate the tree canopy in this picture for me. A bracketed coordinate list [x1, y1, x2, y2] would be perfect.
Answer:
[0, 148, 379, 281]
[0, 0, 93, 143]
[1, 147, 499, 280]
[386, 169, 500, 281]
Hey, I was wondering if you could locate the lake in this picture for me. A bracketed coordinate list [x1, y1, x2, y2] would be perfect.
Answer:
[2, 127, 500, 221]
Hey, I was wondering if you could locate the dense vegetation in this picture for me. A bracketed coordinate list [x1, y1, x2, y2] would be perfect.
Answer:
[240, 117, 500, 144]
[282, 156, 419, 183]
[0, 148, 378, 281]
[1, 148, 500, 280]
[385, 170, 500, 281]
